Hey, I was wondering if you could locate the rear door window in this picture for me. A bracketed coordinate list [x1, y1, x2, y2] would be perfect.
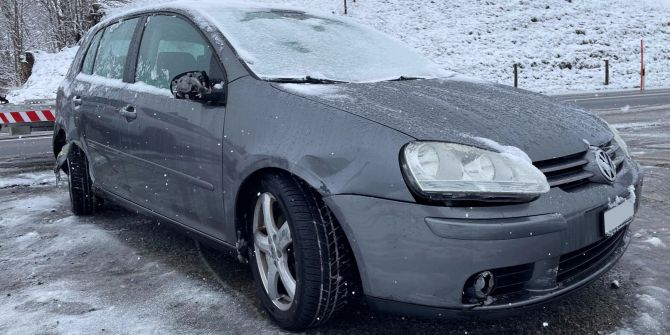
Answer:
[81, 30, 103, 75]
[93, 18, 139, 79]
[135, 15, 223, 89]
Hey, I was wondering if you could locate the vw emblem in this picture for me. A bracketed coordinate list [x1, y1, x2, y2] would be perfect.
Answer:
[594, 149, 616, 183]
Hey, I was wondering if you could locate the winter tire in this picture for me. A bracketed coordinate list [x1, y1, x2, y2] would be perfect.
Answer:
[67, 145, 96, 215]
[247, 173, 356, 330]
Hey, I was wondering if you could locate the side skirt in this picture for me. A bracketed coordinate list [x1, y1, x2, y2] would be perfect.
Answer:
[93, 186, 237, 253]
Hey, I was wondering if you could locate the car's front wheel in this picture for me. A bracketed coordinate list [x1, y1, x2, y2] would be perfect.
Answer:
[247, 173, 356, 330]
[67, 145, 98, 215]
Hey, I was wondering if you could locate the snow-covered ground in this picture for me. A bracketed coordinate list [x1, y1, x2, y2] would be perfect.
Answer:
[0, 171, 56, 189]
[6, 0, 670, 102]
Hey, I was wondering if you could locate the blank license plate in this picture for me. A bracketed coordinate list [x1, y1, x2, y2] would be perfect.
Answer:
[603, 197, 635, 236]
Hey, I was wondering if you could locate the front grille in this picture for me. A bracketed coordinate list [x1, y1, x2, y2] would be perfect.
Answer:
[557, 227, 627, 283]
[490, 263, 535, 296]
[534, 151, 591, 189]
[533, 141, 623, 190]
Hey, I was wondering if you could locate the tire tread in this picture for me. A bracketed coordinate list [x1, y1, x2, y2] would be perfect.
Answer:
[249, 173, 358, 330]
[68, 145, 95, 215]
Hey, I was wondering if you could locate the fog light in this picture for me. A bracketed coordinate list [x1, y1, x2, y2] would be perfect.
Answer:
[473, 271, 495, 299]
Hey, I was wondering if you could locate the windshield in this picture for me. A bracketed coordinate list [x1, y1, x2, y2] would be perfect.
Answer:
[207, 9, 449, 83]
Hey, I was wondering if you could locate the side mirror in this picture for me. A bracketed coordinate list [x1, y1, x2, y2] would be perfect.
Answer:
[170, 71, 225, 103]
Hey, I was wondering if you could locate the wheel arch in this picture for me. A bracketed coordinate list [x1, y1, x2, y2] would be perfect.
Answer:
[53, 128, 67, 157]
[234, 166, 326, 244]
[53, 128, 89, 175]
[53, 128, 69, 173]
[232, 165, 362, 290]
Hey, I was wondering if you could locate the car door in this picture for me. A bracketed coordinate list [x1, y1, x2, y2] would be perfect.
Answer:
[123, 14, 226, 237]
[76, 18, 140, 198]
[72, 28, 103, 130]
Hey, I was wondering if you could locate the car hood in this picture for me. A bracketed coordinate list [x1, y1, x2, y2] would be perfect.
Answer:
[273, 78, 613, 162]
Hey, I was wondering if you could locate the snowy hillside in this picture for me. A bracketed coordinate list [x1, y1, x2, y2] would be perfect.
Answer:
[8, 0, 670, 101]
[6, 47, 79, 103]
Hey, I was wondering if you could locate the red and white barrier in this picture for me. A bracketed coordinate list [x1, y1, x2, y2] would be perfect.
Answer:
[0, 109, 55, 125]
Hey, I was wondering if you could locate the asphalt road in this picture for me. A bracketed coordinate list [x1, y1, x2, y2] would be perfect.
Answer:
[0, 89, 668, 334]
[559, 88, 670, 110]
[0, 132, 52, 158]
[557, 88, 670, 169]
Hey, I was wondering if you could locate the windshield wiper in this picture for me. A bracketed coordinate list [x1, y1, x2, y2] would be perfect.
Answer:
[388, 76, 426, 81]
[270, 76, 346, 84]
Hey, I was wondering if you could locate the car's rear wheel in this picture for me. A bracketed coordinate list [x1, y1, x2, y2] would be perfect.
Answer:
[67, 145, 97, 215]
[247, 173, 356, 330]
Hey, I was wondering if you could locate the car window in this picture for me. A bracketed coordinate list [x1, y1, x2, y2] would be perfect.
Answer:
[136, 15, 223, 90]
[82, 30, 103, 75]
[93, 18, 139, 79]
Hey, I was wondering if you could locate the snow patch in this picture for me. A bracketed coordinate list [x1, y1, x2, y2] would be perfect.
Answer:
[638, 294, 664, 310]
[15, 231, 39, 244]
[642, 237, 666, 248]
[472, 136, 533, 165]
[607, 185, 636, 209]
[0, 194, 63, 227]
[634, 313, 662, 332]
[438, 72, 492, 85]
[612, 121, 664, 130]
[614, 286, 670, 334]
[76, 73, 172, 97]
[641, 0, 670, 10]
[278, 83, 349, 99]
[627, 185, 637, 203]
[0, 171, 56, 189]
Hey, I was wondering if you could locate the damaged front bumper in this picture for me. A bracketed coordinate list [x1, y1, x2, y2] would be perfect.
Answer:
[53, 142, 72, 182]
[324, 159, 643, 317]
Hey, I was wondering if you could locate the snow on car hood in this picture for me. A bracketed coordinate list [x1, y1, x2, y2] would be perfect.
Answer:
[273, 78, 613, 162]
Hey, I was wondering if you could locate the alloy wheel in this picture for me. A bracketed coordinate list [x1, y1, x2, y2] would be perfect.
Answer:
[253, 193, 297, 311]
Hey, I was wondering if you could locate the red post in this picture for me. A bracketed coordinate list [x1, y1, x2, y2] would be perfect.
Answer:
[640, 39, 645, 91]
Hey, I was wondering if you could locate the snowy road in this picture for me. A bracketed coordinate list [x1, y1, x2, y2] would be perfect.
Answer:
[0, 90, 668, 334]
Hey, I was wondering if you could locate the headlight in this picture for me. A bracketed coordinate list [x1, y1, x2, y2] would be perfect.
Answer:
[401, 142, 549, 201]
[608, 124, 630, 157]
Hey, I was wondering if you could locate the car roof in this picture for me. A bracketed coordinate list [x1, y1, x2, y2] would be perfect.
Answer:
[97, 0, 310, 28]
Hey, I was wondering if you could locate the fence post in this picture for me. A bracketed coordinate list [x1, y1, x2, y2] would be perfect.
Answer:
[344, 0, 348, 14]
[640, 39, 645, 91]
[604, 59, 609, 85]
[513, 64, 518, 88]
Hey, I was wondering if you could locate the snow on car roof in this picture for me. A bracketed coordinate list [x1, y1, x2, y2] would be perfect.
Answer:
[98, 0, 316, 27]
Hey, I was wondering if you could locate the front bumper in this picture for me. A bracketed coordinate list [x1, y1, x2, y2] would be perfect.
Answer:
[324, 159, 643, 315]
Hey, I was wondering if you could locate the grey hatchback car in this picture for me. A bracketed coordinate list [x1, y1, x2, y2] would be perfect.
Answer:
[53, 2, 643, 330]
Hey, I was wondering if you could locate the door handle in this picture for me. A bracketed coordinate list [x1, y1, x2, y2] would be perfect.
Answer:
[119, 105, 137, 121]
[72, 96, 82, 107]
